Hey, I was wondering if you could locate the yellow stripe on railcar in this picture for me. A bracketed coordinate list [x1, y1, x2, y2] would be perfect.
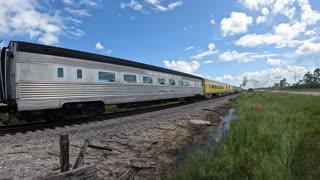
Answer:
[203, 79, 236, 98]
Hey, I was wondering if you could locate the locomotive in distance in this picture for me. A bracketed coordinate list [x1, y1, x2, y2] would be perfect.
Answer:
[0, 41, 240, 120]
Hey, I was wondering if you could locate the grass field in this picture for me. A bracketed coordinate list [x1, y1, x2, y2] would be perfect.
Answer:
[281, 88, 320, 92]
[167, 92, 320, 180]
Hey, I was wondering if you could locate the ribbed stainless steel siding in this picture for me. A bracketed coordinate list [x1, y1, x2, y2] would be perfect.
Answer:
[17, 81, 203, 111]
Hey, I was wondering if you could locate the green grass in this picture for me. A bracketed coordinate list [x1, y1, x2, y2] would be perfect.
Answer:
[282, 88, 320, 92]
[167, 92, 320, 180]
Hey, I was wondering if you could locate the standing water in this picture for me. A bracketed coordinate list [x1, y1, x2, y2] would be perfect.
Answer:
[174, 108, 236, 166]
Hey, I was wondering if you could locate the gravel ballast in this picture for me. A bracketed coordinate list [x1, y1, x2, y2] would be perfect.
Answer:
[0, 95, 237, 179]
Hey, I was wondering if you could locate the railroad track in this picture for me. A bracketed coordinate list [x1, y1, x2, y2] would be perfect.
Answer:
[0, 99, 210, 136]
[0, 95, 238, 136]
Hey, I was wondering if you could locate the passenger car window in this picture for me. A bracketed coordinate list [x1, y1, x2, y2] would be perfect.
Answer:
[169, 79, 175, 85]
[178, 80, 184, 86]
[143, 76, 153, 84]
[98, 71, 115, 82]
[124, 74, 137, 83]
[186, 81, 191, 86]
[157, 78, 165, 85]
[77, 69, 82, 79]
[58, 67, 63, 78]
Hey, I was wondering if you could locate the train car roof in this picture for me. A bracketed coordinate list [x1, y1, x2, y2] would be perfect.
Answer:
[204, 79, 236, 87]
[12, 41, 204, 80]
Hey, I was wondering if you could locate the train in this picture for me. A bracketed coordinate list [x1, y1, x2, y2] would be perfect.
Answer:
[0, 41, 240, 121]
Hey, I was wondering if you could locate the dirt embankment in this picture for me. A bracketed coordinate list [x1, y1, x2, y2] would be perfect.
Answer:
[0, 95, 236, 180]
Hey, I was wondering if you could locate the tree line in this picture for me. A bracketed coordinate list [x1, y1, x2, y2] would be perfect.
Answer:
[273, 68, 320, 89]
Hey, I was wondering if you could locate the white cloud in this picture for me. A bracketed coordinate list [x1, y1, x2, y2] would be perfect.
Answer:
[298, 0, 320, 25]
[164, 60, 200, 74]
[219, 50, 279, 63]
[0, 0, 65, 45]
[220, 12, 253, 36]
[64, 7, 92, 17]
[262, 7, 270, 15]
[256, 16, 267, 24]
[63, 0, 99, 6]
[240, 65, 309, 88]
[184, 46, 194, 51]
[191, 43, 218, 60]
[145, 0, 183, 12]
[168, 1, 183, 10]
[210, 19, 215, 25]
[219, 50, 254, 62]
[266, 58, 283, 65]
[63, 0, 74, 5]
[239, 0, 296, 19]
[296, 41, 320, 55]
[236, 22, 306, 48]
[120, 0, 144, 11]
[96, 41, 104, 49]
[80, 0, 98, 6]
[0, 0, 97, 45]
[215, 74, 234, 81]
[304, 29, 316, 36]
[96, 41, 112, 53]
[203, 60, 214, 64]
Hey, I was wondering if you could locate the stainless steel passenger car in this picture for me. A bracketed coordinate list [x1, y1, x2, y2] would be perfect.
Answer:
[0, 41, 204, 117]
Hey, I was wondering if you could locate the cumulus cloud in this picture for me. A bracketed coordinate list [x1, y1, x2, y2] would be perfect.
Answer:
[298, 0, 320, 25]
[96, 41, 104, 49]
[219, 50, 278, 63]
[240, 65, 309, 88]
[191, 43, 218, 59]
[215, 74, 234, 82]
[219, 50, 254, 62]
[163, 60, 200, 74]
[0, 0, 96, 45]
[95, 41, 112, 53]
[304, 29, 316, 36]
[261, 7, 270, 15]
[256, 7, 269, 24]
[266, 58, 283, 65]
[296, 41, 320, 55]
[239, 0, 296, 19]
[256, 16, 267, 24]
[0, 0, 65, 45]
[236, 22, 306, 48]
[220, 12, 253, 36]
[184, 46, 194, 51]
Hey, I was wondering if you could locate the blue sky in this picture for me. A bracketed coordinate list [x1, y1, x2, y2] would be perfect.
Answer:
[1, 0, 320, 88]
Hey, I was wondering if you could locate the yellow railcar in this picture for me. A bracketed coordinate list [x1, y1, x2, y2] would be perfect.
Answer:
[203, 79, 235, 98]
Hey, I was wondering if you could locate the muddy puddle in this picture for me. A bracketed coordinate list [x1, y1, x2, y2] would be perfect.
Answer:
[174, 108, 236, 167]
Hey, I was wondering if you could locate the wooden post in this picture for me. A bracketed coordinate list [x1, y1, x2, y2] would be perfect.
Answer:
[45, 164, 97, 180]
[73, 139, 90, 169]
[59, 133, 70, 172]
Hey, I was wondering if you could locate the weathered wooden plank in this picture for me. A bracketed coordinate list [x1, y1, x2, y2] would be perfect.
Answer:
[73, 139, 90, 169]
[88, 144, 112, 151]
[44, 164, 97, 180]
[59, 133, 70, 172]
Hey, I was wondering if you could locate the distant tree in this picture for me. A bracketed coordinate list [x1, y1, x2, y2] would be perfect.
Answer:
[279, 78, 287, 88]
[314, 68, 320, 84]
[303, 72, 313, 85]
